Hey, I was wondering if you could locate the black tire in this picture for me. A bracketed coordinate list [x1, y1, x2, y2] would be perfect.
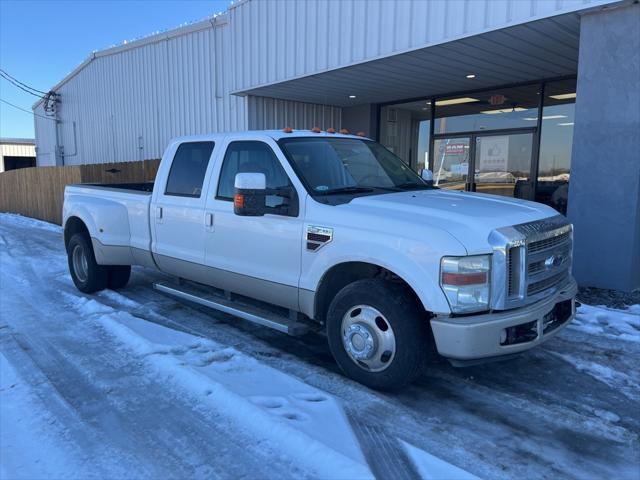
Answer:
[67, 233, 108, 293]
[108, 265, 131, 290]
[326, 278, 430, 390]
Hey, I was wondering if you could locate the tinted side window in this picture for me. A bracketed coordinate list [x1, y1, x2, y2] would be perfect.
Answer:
[217, 141, 290, 207]
[165, 142, 215, 197]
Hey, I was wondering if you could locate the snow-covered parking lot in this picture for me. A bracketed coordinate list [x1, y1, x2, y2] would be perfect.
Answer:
[1, 213, 638, 479]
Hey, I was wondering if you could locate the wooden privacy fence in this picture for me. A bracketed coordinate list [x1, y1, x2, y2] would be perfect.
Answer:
[0, 159, 160, 225]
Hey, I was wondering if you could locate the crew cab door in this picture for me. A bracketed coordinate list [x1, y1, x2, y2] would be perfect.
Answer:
[151, 140, 217, 273]
[203, 137, 305, 310]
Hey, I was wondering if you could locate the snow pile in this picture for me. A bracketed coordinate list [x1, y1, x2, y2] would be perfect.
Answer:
[570, 303, 640, 342]
[64, 293, 373, 479]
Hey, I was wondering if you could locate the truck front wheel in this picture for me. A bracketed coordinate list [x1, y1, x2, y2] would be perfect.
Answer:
[67, 233, 108, 293]
[326, 279, 429, 390]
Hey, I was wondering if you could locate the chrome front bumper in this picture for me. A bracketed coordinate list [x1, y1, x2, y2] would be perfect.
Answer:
[430, 277, 577, 361]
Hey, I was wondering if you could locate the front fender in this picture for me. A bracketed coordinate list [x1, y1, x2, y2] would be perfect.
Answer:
[300, 233, 465, 315]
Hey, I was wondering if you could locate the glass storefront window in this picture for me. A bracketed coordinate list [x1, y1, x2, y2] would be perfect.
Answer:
[536, 79, 576, 214]
[379, 101, 430, 173]
[377, 78, 576, 208]
[433, 137, 470, 190]
[434, 84, 542, 134]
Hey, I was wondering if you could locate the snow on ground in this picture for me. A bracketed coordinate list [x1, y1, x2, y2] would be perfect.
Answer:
[1, 213, 639, 479]
[569, 303, 640, 343]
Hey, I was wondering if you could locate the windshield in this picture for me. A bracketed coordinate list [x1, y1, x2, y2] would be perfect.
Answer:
[278, 137, 429, 196]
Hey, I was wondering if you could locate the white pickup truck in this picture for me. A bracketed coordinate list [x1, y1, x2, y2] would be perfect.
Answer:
[63, 129, 576, 389]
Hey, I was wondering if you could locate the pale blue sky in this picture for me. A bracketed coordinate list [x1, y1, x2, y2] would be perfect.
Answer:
[0, 0, 231, 139]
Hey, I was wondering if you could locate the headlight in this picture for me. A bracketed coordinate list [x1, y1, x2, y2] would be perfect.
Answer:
[440, 255, 491, 313]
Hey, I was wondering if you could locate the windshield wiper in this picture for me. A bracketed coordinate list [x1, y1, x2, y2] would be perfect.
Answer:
[316, 186, 375, 195]
[394, 182, 432, 190]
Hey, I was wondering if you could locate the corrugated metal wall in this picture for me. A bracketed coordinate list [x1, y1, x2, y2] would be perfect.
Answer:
[42, 22, 248, 165]
[0, 142, 36, 172]
[34, 103, 57, 166]
[34, 0, 615, 166]
[247, 96, 341, 130]
[0, 143, 35, 158]
[228, 0, 613, 93]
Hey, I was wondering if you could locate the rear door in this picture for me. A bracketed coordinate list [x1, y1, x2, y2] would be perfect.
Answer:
[151, 140, 217, 273]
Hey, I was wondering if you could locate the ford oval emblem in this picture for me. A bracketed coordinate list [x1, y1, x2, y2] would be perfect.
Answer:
[545, 255, 563, 269]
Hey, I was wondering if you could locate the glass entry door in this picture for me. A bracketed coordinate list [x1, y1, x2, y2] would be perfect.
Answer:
[433, 131, 535, 200]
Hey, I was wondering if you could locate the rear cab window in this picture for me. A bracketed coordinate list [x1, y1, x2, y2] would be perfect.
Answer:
[165, 142, 215, 197]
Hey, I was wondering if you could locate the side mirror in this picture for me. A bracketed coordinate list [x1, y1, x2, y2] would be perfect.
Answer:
[234, 172, 266, 216]
[421, 169, 434, 187]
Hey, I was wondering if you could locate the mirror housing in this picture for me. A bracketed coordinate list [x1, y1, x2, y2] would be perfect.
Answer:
[234, 173, 267, 216]
[421, 168, 434, 187]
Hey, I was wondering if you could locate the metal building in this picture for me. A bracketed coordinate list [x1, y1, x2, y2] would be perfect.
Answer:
[32, 0, 640, 291]
[0, 138, 35, 172]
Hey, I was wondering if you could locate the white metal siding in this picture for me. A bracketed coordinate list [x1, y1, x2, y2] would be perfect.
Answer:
[37, 21, 248, 166]
[229, 0, 615, 93]
[0, 142, 36, 172]
[0, 143, 35, 158]
[247, 96, 342, 130]
[34, 103, 57, 167]
[33, 0, 616, 166]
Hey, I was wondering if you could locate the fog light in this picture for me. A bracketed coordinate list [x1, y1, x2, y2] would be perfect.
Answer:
[500, 329, 507, 345]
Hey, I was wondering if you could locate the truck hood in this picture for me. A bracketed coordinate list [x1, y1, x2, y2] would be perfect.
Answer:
[348, 189, 560, 254]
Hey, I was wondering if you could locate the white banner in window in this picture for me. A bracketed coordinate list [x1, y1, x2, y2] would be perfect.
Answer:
[478, 136, 509, 172]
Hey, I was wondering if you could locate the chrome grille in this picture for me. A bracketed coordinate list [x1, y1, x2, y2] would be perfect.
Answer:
[528, 271, 568, 295]
[528, 230, 571, 254]
[490, 215, 573, 310]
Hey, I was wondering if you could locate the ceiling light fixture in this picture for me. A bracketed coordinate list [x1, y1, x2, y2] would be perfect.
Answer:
[550, 93, 576, 100]
[557, 122, 574, 126]
[435, 97, 479, 106]
[466, 74, 476, 79]
[523, 115, 567, 121]
[348, 95, 356, 99]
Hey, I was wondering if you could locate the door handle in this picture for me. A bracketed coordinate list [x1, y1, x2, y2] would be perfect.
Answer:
[156, 206, 163, 221]
[205, 212, 214, 231]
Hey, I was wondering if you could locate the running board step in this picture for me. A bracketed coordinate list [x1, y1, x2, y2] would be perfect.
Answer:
[153, 282, 312, 336]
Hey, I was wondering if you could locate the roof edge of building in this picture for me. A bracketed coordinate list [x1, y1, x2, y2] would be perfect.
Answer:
[32, 11, 230, 111]
[232, 0, 619, 98]
[0, 138, 36, 145]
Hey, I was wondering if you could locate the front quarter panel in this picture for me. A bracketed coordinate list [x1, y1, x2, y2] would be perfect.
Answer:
[300, 203, 468, 315]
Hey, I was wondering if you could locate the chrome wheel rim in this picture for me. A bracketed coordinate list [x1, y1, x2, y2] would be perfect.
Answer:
[72, 244, 89, 283]
[341, 305, 396, 372]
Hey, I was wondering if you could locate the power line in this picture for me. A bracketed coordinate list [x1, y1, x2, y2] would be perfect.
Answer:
[0, 68, 49, 96]
[0, 98, 56, 121]
[0, 71, 45, 98]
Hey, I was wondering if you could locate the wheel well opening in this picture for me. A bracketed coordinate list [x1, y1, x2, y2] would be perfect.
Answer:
[314, 262, 423, 323]
[64, 216, 89, 249]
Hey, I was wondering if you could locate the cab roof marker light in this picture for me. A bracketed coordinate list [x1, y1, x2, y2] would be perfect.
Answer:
[282, 127, 293, 133]
[311, 127, 321, 133]
[339, 128, 350, 134]
[326, 128, 336, 134]
[356, 131, 366, 137]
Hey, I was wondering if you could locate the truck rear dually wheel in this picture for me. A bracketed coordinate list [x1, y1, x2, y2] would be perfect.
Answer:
[67, 233, 108, 293]
[326, 278, 429, 390]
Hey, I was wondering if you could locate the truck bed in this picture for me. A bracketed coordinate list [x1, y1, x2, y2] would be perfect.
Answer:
[80, 181, 155, 193]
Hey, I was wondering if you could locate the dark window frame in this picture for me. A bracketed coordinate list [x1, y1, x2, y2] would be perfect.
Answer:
[374, 75, 577, 207]
[164, 141, 215, 198]
[215, 140, 299, 217]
